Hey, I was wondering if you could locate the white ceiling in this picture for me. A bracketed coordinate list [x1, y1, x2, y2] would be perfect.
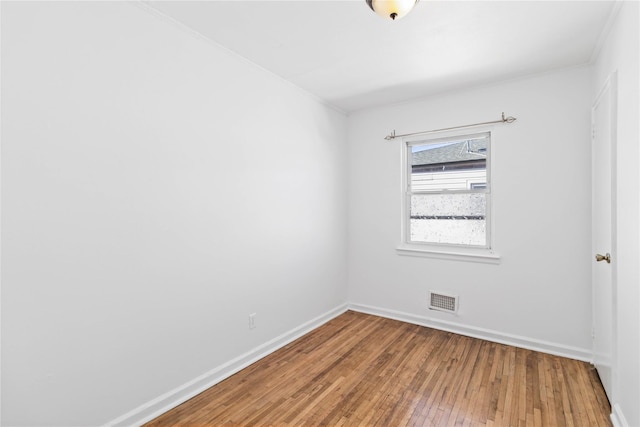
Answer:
[148, 1, 616, 113]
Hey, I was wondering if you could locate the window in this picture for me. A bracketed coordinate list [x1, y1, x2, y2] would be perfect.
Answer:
[402, 132, 491, 249]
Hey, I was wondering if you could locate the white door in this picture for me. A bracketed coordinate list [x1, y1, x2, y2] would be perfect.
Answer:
[592, 73, 616, 401]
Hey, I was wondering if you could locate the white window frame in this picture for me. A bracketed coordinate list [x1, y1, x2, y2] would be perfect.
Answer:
[396, 127, 500, 264]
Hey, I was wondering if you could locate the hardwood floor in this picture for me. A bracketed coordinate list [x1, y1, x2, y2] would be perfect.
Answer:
[145, 311, 611, 426]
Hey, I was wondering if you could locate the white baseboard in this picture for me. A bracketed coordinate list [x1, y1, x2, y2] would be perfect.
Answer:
[348, 303, 592, 362]
[103, 303, 349, 427]
[610, 403, 629, 427]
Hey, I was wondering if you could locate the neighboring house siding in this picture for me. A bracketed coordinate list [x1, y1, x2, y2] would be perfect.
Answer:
[411, 169, 486, 192]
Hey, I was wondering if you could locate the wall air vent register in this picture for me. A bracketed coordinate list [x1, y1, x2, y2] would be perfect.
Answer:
[428, 291, 458, 313]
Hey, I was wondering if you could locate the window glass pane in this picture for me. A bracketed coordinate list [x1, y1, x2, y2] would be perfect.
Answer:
[411, 136, 487, 192]
[410, 193, 486, 246]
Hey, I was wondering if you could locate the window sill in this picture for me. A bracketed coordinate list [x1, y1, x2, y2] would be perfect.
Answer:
[396, 244, 501, 264]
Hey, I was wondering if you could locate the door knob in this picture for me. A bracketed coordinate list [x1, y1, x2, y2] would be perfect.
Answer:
[595, 253, 611, 263]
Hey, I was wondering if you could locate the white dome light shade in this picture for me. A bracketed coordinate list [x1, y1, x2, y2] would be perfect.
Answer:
[366, 0, 419, 21]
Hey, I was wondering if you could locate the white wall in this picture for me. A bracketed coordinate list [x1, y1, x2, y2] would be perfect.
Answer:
[593, 2, 640, 426]
[1, 2, 348, 425]
[348, 67, 593, 357]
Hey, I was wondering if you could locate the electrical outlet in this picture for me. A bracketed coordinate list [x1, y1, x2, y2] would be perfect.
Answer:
[249, 313, 256, 329]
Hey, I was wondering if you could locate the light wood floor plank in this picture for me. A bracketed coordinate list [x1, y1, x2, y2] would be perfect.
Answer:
[145, 311, 611, 426]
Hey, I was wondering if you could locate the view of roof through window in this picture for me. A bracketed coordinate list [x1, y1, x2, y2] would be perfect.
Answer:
[412, 136, 487, 171]
[408, 134, 489, 246]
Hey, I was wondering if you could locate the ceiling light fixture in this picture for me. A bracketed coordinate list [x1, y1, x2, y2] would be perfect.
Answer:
[366, 0, 419, 21]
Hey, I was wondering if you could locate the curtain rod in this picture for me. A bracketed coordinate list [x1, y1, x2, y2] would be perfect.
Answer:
[384, 112, 517, 141]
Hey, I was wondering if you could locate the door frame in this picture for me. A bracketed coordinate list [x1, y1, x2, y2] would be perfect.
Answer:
[591, 70, 618, 403]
